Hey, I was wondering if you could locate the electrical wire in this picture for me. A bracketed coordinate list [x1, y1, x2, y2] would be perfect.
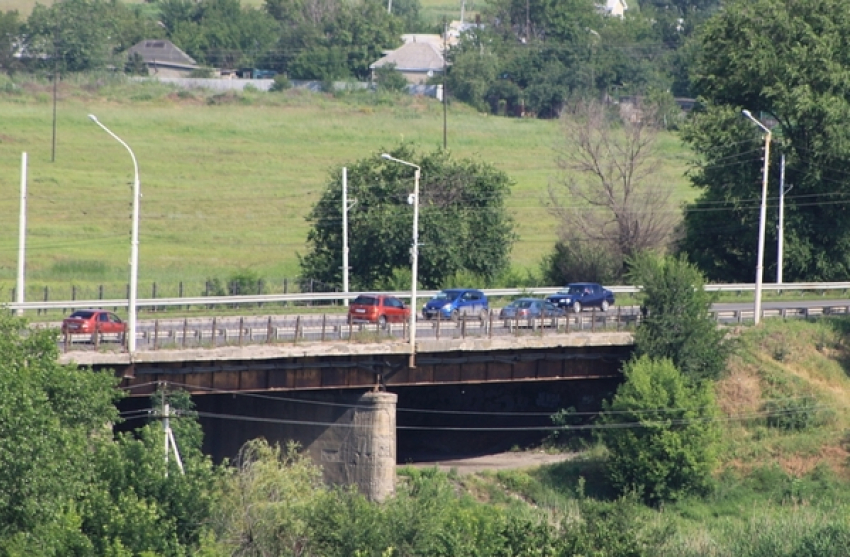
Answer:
[155, 380, 829, 419]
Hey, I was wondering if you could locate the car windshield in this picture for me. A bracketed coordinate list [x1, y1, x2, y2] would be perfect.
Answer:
[352, 296, 378, 306]
[433, 291, 460, 301]
[69, 311, 95, 319]
[562, 285, 588, 295]
[511, 300, 534, 309]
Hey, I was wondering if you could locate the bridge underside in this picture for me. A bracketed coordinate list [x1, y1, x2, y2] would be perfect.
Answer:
[110, 344, 631, 396]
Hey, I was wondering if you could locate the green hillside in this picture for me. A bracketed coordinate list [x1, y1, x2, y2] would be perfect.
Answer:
[0, 74, 693, 299]
[443, 317, 850, 555]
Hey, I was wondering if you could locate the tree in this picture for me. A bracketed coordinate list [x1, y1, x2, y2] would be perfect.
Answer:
[627, 252, 728, 382]
[596, 355, 721, 505]
[548, 99, 678, 279]
[540, 239, 621, 285]
[0, 312, 219, 554]
[24, 0, 161, 72]
[81, 391, 220, 555]
[262, 0, 401, 80]
[158, 0, 279, 69]
[0, 10, 22, 74]
[203, 439, 325, 556]
[300, 144, 516, 290]
[0, 312, 120, 553]
[680, 0, 850, 282]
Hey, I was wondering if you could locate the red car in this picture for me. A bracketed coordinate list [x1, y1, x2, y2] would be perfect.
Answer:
[348, 294, 410, 327]
[61, 309, 126, 337]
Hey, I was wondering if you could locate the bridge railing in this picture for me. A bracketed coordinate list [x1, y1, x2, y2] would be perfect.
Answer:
[44, 300, 850, 354]
[7, 282, 850, 312]
[51, 307, 642, 353]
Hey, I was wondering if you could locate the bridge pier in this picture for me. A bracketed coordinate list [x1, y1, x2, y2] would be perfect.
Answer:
[194, 389, 397, 501]
[322, 391, 397, 502]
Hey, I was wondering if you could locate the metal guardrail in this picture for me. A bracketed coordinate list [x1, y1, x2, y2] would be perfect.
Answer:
[52, 302, 850, 354]
[6, 282, 850, 312]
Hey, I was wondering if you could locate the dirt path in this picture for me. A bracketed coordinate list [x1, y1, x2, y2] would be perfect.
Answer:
[401, 451, 576, 475]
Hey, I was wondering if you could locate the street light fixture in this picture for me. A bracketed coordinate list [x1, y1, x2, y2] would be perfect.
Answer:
[89, 114, 140, 353]
[381, 153, 420, 367]
[742, 109, 771, 325]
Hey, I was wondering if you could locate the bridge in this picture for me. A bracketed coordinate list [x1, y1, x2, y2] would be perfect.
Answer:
[64, 330, 633, 501]
[41, 283, 850, 499]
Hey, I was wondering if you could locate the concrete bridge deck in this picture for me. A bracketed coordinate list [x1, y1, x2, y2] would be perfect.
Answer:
[62, 331, 634, 395]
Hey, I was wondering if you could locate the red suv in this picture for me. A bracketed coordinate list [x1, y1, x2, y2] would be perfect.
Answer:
[348, 295, 410, 327]
[61, 309, 126, 337]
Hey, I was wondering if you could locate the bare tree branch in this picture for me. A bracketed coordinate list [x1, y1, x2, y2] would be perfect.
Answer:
[550, 99, 678, 266]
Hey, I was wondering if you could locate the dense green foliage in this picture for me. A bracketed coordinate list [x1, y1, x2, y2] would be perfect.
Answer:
[24, 0, 163, 72]
[374, 63, 409, 93]
[680, 0, 850, 282]
[0, 312, 120, 553]
[628, 252, 728, 381]
[300, 144, 516, 290]
[2, 0, 724, 116]
[0, 312, 218, 555]
[597, 355, 721, 504]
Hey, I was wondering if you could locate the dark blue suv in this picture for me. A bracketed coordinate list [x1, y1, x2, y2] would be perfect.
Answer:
[422, 288, 489, 321]
[546, 282, 615, 313]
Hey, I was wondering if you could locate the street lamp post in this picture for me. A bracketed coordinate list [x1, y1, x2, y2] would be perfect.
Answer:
[742, 109, 771, 325]
[381, 153, 420, 367]
[89, 114, 140, 353]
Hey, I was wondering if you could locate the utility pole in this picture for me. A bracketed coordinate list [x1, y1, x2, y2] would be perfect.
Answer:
[16, 153, 27, 316]
[51, 45, 58, 162]
[162, 391, 184, 477]
[443, 18, 448, 149]
[777, 153, 791, 284]
[341, 168, 356, 306]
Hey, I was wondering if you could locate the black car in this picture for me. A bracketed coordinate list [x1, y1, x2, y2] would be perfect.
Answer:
[546, 282, 615, 313]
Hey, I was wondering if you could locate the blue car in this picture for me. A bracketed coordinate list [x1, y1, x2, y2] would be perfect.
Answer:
[546, 282, 615, 313]
[422, 288, 489, 321]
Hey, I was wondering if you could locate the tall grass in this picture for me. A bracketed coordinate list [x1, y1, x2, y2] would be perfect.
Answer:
[0, 74, 693, 302]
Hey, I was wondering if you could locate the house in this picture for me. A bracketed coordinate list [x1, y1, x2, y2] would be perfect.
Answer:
[370, 39, 445, 85]
[126, 40, 200, 77]
[598, 0, 628, 18]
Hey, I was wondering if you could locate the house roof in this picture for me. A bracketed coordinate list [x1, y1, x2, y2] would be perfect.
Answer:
[127, 40, 198, 66]
[401, 34, 444, 49]
[370, 41, 444, 72]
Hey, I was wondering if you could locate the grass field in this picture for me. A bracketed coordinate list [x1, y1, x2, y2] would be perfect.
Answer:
[2, 0, 478, 26]
[0, 74, 694, 300]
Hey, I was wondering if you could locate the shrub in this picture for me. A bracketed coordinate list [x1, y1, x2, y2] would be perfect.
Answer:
[596, 356, 721, 505]
[374, 63, 408, 93]
[627, 252, 729, 381]
[270, 74, 292, 92]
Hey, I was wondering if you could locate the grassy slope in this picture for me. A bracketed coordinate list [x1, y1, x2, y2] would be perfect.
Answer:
[0, 75, 692, 298]
[441, 317, 850, 554]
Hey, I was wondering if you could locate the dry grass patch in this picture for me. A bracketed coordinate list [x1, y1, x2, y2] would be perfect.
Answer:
[717, 318, 850, 476]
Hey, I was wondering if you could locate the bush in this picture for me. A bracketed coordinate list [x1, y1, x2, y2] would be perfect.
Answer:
[374, 63, 408, 93]
[596, 356, 721, 505]
[627, 252, 729, 381]
[189, 67, 214, 78]
[541, 239, 622, 285]
[269, 74, 292, 92]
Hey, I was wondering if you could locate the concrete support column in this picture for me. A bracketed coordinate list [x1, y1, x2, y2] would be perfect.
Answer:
[347, 391, 397, 501]
[322, 391, 397, 502]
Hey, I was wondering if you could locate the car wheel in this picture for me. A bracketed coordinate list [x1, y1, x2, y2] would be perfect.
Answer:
[572, 302, 582, 314]
[601, 300, 609, 312]
[378, 315, 387, 329]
